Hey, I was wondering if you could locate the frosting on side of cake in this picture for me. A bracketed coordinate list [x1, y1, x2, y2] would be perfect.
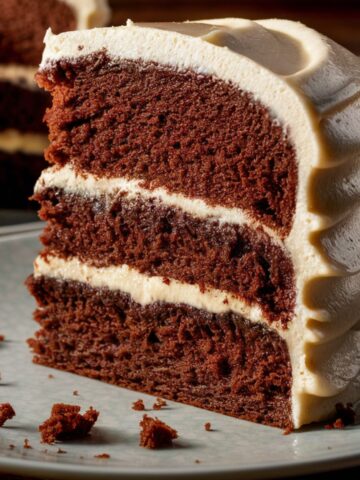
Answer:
[36, 19, 360, 428]
[0, 129, 48, 155]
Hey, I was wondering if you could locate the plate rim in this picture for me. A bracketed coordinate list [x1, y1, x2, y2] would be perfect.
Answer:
[0, 448, 360, 479]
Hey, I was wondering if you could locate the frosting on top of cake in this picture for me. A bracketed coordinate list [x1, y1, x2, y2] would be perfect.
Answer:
[36, 19, 360, 428]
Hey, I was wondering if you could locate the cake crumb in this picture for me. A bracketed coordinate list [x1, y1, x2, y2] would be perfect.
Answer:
[0, 334, 5, 341]
[57, 448, 67, 454]
[73, 390, 79, 396]
[132, 399, 145, 411]
[325, 418, 345, 430]
[283, 426, 294, 435]
[8, 444, 15, 450]
[204, 422, 212, 431]
[139, 414, 178, 449]
[95, 453, 111, 459]
[195, 459, 201, 464]
[23, 438, 32, 449]
[39, 403, 99, 444]
[153, 398, 167, 410]
[0, 403, 16, 426]
[324, 403, 355, 430]
[48, 374, 54, 379]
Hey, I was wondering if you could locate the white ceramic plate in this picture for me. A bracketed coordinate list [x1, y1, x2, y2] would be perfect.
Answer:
[0, 227, 359, 479]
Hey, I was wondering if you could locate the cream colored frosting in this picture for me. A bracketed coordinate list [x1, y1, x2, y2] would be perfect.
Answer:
[0, 129, 48, 155]
[35, 164, 282, 245]
[0, 0, 110, 89]
[36, 19, 360, 428]
[34, 254, 265, 324]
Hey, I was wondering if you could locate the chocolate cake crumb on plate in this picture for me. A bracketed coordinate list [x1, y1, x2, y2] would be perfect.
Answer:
[0, 334, 5, 341]
[94, 453, 111, 459]
[139, 415, 178, 449]
[23, 438, 32, 449]
[324, 403, 356, 430]
[132, 399, 145, 411]
[39, 403, 99, 444]
[153, 398, 167, 410]
[283, 426, 294, 435]
[0, 403, 15, 427]
[204, 422, 212, 431]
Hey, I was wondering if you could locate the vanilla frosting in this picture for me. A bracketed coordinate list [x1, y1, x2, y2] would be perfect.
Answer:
[36, 19, 360, 428]
[35, 164, 282, 245]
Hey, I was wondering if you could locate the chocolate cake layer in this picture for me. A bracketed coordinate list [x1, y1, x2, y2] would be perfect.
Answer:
[38, 56, 298, 236]
[0, 81, 50, 134]
[27, 275, 293, 428]
[0, 150, 46, 208]
[35, 187, 295, 326]
[0, 0, 76, 65]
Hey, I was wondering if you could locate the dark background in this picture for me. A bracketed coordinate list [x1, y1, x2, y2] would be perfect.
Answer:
[109, 0, 360, 54]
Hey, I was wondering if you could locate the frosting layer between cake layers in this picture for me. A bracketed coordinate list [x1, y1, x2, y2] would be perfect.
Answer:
[32, 18, 360, 428]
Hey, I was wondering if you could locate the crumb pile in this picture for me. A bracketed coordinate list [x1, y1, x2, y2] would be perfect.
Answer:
[39, 403, 99, 444]
[139, 414, 178, 449]
[132, 399, 145, 411]
[325, 403, 356, 430]
[153, 398, 167, 410]
[0, 403, 15, 427]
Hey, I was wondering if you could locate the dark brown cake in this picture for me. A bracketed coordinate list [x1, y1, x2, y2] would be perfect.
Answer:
[139, 415, 178, 449]
[28, 18, 360, 430]
[0, 403, 16, 427]
[28, 276, 292, 428]
[39, 403, 99, 444]
[29, 31, 298, 428]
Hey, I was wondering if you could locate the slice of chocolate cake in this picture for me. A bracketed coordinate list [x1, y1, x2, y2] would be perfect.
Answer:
[0, 0, 110, 208]
[28, 19, 360, 429]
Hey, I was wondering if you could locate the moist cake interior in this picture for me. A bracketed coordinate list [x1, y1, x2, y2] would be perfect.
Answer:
[29, 38, 300, 429]
[40, 56, 297, 235]
[28, 275, 292, 429]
